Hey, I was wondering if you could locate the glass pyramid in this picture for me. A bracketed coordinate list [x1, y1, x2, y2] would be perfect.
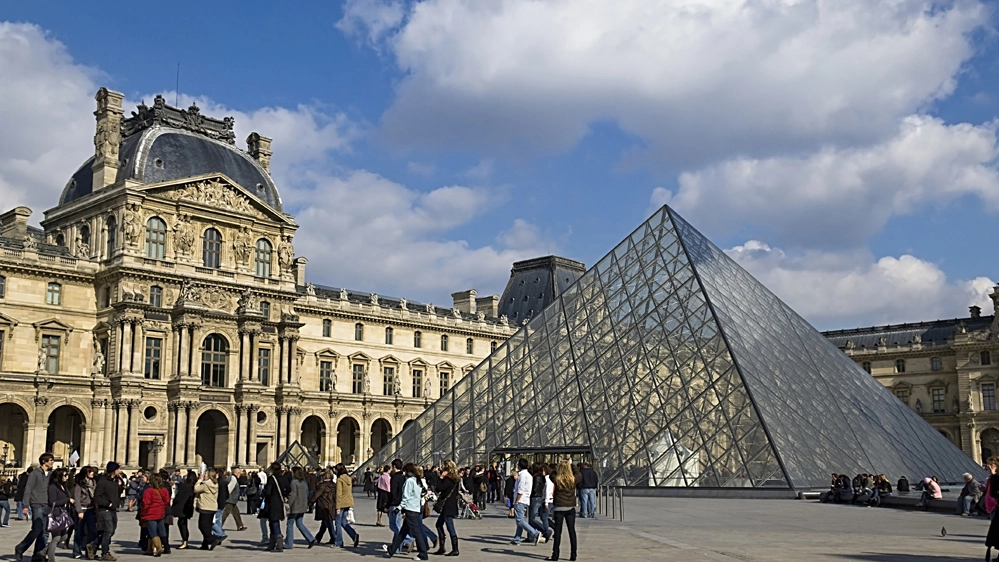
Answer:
[360, 206, 983, 489]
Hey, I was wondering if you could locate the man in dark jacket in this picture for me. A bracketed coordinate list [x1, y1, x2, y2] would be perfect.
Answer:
[578, 462, 598, 518]
[14, 469, 30, 520]
[92, 462, 122, 561]
[14, 453, 54, 562]
[387, 459, 405, 536]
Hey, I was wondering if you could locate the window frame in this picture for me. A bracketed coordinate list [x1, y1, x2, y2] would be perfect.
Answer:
[352, 363, 365, 394]
[894, 388, 910, 406]
[441, 334, 449, 352]
[930, 387, 946, 413]
[45, 282, 62, 306]
[149, 285, 163, 308]
[144, 336, 162, 380]
[413, 331, 422, 348]
[930, 356, 943, 371]
[439, 370, 451, 394]
[382, 366, 396, 396]
[144, 217, 167, 260]
[983, 351, 993, 366]
[200, 334, 228, 387]
[257, 347, 271, 386]
[466, 338, 474, 354]
[894, 358, 906, 373]
[202, 228, 222, 269]
[319, 360, 334, 392]
[983, 383, 996, 411]
[861, 361, 871, 374]
[412, 368, 423, 398]
[354, 323, 364, 342]
[40, 334, 61, 375]
[260, 301, 270, 319]
[106, 215, 117, 257]
[322, 319, 332, 338]
[255, 238, 273, 278]
[385, 327, 394, 345]
[0, 275, 5, 299]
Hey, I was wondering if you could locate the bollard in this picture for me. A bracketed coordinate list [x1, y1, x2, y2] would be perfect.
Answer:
[611, 487, 617, 520]
[619, 487, 625, 522]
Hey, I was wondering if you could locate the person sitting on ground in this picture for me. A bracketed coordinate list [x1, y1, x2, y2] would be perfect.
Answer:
[916, 476, 942, 509]
[897, 475, 910, 493]
[820, 473, 838, 503]
[871, 474, 892, 507]
[957, 472, 982, 517]
[835, 474, 853, 503]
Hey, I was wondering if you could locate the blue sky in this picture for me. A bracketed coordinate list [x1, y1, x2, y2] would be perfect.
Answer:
[1, 0, 998, 330]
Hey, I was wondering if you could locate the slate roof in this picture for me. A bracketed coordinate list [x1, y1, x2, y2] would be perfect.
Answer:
[497, 255, 586, 324]
[822, 316, 994, 349]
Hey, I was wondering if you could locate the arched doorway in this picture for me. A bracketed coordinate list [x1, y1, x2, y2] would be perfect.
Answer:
[300, 416, 326, 464]
[371, 418, 392, 453]
[336, 417, 359, 465]
[196, 410, 230, 469]
[0, 403, 29, 467]
[47, 405, 84, 466]
[982, 428, 999, 461]
[403, 420, 414, 430]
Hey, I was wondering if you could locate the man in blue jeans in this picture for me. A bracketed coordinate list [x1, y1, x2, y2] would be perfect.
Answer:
[15, 453, 54, 562]
[578, 462, 599, 518]
[510, 459, 539, 546]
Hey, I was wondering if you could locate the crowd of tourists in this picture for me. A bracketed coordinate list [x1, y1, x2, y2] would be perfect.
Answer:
[4, 453, 596, 562]
[819, 472, 896, 507]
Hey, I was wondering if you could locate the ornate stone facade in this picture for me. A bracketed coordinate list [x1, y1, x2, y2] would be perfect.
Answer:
[0, 89, 514, 471]
[823, 296, 999, 464]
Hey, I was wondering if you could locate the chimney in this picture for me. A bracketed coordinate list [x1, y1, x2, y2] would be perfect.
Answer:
[971, 306, 982, 319]
[246, 132, 273, 173]
[0, 207, 31, 239]
[451, 290, 477, 314]
[293, 257, 308, 286]
[476, 295, 499, 318]
[91, 87, 124, 190]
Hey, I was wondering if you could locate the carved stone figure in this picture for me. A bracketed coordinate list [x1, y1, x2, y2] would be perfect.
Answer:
[426, 303, 435, 315]
[362, 370, 370, 394]
[370, 293, 379, 306]
[22, 235, 37, 250]
[876, 336, 887, 347]
[168, 180, 255, 214]
[236, 288, 257, 313]
[968, 394, 975, 413]
[424, 376, 432, 398]
[399, 297, 407, 311]
[173, 214, 196, 254]
[233, 226, 253, 264]
[476, 311, 485, 321]
[970, 352, 980, 365]
[306, 283, 316, 296]
[915, 399, 922, 414]
[339, 288, 348, 301]
[92, 345, 105, 376]
[958, 321, 968, 335]
[452, 308, 462, 318]
[393, 372, 402, 397]
[845, 340, 855, 350]
[912, 333, 922, 344]
[123, 203, 142, 245]
[177, 279, 199, 304]
[94, 117, 121, 160]
[76, 241, 90, 259]
[277, 235, 295, 272]
[499, 314, 508, 325]
[38, 347, 48, 373]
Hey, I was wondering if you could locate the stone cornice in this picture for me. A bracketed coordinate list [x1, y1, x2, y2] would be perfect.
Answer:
[294, 302, 513, 338]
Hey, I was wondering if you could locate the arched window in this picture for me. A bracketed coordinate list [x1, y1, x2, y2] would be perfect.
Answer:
[861, 361, 871, 374]
[202, 228, 222, 269]
[354, 323, 364, 341]
[200, 334, 228, 387]
[440, 334, 449, 352]
[385, 327, 394, 345]
[149, 286, 163, 308]
[322, 319, 331, 338]
[413, 331, 422, 348]
[145, 217, 166, 259]
[46, 282, 62, 305]
[80, 225, 90, 247]
[255, 239, 272, 278]
[466, 338, 474, 354]
[894, 359, 906, 373]
[983, 351, 992, 366]
[106, 215, 117, 257]
[55, 233, 65, 247]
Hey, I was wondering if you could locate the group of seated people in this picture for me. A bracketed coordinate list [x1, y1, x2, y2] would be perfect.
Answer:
[819, 473, 894, 506]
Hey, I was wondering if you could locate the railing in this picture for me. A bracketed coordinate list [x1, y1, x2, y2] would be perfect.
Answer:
[2, 468, 20, 479]
[597, 485, 625, 521]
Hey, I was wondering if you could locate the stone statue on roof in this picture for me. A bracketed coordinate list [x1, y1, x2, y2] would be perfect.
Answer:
[306, 283, 316, 296]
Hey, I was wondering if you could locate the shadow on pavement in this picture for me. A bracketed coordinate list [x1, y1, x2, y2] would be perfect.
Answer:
[829, 554, 983, 562]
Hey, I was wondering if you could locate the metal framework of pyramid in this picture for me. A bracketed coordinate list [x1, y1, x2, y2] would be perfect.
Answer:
[276, 441, 319, 469]
[360, 206, 983, 489]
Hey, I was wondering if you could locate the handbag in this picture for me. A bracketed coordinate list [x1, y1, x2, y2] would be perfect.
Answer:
[47, 507, 74, 533]
[433, 481, 457, 514]
[346, 507, 355, 524]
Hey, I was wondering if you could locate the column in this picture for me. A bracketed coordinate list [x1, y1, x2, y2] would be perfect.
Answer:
[238, 331, 246, 381]
[185, 404, 197, 467]
[166, 403, 177, 465]
[287, 408, 299, 446]
[89, 400, 104, 466]
[188, 324, 203, 380]
[353, 428, 362, 466]
[275, 407, 283, 454]
[102, 402, 114, 462]
[114, 402, 128, 463]
[234, 406, 245, 466]
[277, 337, 287, 386]
[290, 338, 299, 384]
[226, 417, 237, 470]
[247, 405, 259, 466]
[119, 321, 132, 373]
[177, 325, 189, 377]
[131, 321, 144, 376]
[127, 401, 140, 466]
[175, 404, 188, 466]
[249, 333, 258, 384]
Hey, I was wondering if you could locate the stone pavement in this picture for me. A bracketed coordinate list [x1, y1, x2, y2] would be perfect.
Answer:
[0, 495, 992, 561]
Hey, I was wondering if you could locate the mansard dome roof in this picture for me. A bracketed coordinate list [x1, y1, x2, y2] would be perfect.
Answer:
[60, 96, 282, 211]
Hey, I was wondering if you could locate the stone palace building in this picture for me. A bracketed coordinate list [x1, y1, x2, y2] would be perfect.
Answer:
[0, 88, 515, 471]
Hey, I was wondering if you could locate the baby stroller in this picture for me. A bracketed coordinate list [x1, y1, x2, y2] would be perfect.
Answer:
[459, 491, 482, 520]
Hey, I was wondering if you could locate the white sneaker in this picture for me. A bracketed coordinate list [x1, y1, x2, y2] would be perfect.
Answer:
[380, 544, 389, 552]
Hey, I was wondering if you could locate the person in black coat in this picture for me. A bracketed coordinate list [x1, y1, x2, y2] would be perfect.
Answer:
[985, 458, 999, 561]
[172, 471, 196, 549]
[433, 461, 462, 557]
[262, 463, 286, 552]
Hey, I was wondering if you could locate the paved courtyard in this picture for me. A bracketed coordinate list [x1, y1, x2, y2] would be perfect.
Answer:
[1, 496, 992, 561]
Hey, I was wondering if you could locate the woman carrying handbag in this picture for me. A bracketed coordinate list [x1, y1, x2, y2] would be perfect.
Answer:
[433, 460, 461, 557]
[45, 469, 74, 562]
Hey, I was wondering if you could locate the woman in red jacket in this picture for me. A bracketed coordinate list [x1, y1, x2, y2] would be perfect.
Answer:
[140, 474, 171, 557]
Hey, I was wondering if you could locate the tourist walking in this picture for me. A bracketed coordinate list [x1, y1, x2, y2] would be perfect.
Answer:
[246, 472, 261, 515]
[387, 459, 405, 535]
[92, 462, 122, 561]
[363, 468, 375, 498]
[14, 469, 30, 521]
[71, 467, 97, 559]
[139, 474, 170, 556]
[44, 468, 72, 562]
[433, 460, 461, 557]
[985, 457, 999, 560]
[504, 468, 517, 518]
[221, 468, 246, 531]
[172, 471, 195, 550]
[15, 452, 54, 562]
[528, 464, 552, 542]
[262, 463, 286, 552]
[384, 463, 429, 560]
[578, 462, 598, 518]
[193, 468, 221, 550]
[310, 469, 336, 546]
[284, 467, 316, 549]
[546, 460, 581, 561]
[376, 465, 391, 527]
[334, 464, 359, 548]
[0, 474, 14, 527]
[511, 458, 540, 546]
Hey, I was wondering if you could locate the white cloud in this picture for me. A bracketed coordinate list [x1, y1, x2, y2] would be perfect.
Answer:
[341, 0, 990, 163]
[726, 240, 995, 329]
[661, 115, 999, 249]
[0, 23, 99, 215]
[289, 170, 558, 300]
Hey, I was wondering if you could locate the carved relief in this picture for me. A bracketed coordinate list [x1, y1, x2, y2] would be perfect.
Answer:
[164, 179, 256, 215]
[123, 203, 142, 246]
[277, 235, 295, 272]
[22, 235, 37, 250]
[94, 118, 121, 161]
[173, 214, 196, 255]
[200, 287, 231, 311]
[233, 226, 253, 265]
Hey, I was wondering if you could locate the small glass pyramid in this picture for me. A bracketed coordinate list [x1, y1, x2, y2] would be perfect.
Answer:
[360, 206, 983, 488]
[276, 440, 320, 469]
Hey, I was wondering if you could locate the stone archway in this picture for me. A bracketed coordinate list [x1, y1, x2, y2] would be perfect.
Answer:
[196, 410, 230, 469]
[47, 405, 84, 466]
[0, 403, 29, 467]
[982, 428, 999, 462]
[300, 415, 326, 464]
[336, 417, 359, 465]
[371, 418, 392, 453]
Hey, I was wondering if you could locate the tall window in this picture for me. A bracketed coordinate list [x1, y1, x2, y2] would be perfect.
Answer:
[55, 234, 64, 247]
[41, 335, 60, 374]
[46, 282, 61, 305]
[101, 287, 111, 308]
[894, 388, 909, 406]
[383, 366, 395, 396]
[894, 359, 905, 373]
[861, 361, 871, 374]
[106, 215, 117, 257]
[200, 334, 228, 387]
[931, 388, 945, 413]
[931, 357, 943, 371]
[255, 239, 272, 278]
[983, 351, 993, 366]
[385, 327, 394, 345]
[0, 275, 5, 298]
[320, 360, 334, 392]
[202, 228, 222, 269]
[80, 225, 90, 247]
[983, 384, 997, 411]
[412, 369, 423, 398]
[491, 341, 497, 353]
[149, 286, 163, 308]
[260, 301, 270, 319]
[322, 319, 331, 338]
[440, 334, 449, 352]
[413, 331, 422, 348]
[257, 348, 271, 386]
[439, 371, 450, 394]
[354, 323, 364, 341]
[144, 337, 162, 380]
[0, 331, 4, 367]
[145, 217, 166, 259]
[466, 338, 474, 354]
[352, 364, 365, 394]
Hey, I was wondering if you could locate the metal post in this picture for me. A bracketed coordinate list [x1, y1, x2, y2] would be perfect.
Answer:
[598, 485, 604, 516]
[619, 487, 625, 522]
[611, 486, 616, 520]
